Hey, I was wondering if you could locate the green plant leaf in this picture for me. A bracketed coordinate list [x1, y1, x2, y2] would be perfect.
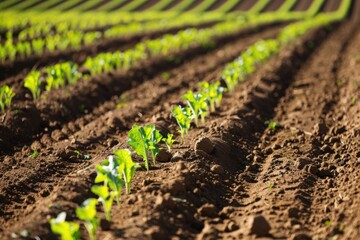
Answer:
[0, 85, 15, 112]
[50, 212, 81, 240]
[128, 125, 149, 170]
[76, 198, 98, 221]
[114, 149, 140, 194]
[24, 70, 41, 100]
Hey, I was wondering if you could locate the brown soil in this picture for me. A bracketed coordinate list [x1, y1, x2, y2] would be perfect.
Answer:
[22, 0, 47, 11]
[184, 0, 202, 11]
[0, 1, 359, 240]
[162, 0, 182, 11]
[207, 0, 227, 11]
[63, 0, 87, 11]
[291, 0, 313, 11]
[320, 0, 341, 13]
[135, 0, 160, 11]
[86, 0, 111, 11]
[230, 0, 257, 11]
[109, 0, 131, 11]
[1, 0, 23, 10]
[261, 0, 284, 12]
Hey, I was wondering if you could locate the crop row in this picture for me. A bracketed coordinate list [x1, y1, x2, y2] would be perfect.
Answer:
[0, 0, 329, 63]
[0, 11, 222, 43]
[0, 2, 331, 113]
[0, 10, 181, 34]
[48, 5, 351, 237]
[18, 17, 273, 101]
[0, 0, 326, 40]
[0, 0, 270, 15]
[0, 14, 221, 63]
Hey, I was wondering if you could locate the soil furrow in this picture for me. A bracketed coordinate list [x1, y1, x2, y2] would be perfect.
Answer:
[0, 24, 284, 236]
[202, 7, 359, 239]
[306, 15, 360, 239]
[193, 25, 335, 240]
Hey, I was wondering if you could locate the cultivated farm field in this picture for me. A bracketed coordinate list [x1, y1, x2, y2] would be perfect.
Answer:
[0, 0, 359, 239]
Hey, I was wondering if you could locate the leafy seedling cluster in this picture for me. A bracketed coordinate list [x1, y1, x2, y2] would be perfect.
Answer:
[172, 81, 225, 142]
[0, 85, 15, 112]
[163, 133, 176, 152]
[128, 124, 162, 171]
[221, 40, 280, 92]
[265, 121, 281, 133]
[51, 148, 140, 240]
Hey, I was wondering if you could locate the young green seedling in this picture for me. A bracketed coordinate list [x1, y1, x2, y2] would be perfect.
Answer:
[45, 65, 66, 91]
[95, 156, 124, 204]
[172, 106, 192, 142]
[128, 125, 162, 171]
[0, 85, 15, 113]
[30, 150, 39, 158]
[76, 198, 98, 240]
[182, 90, 208, 126]
[45, 63, 82, 91]
[91, 185, 116, 222]
[199, 81, 225, 112]
[50, 212, 80, 240]
[265, 121, 281, 133]
[24, 71, 41, 100]
[162, 133, 176, 152]
[221, 62, 241, 92]
[114, 149, 140, 194]
[148, 126, 163, 164]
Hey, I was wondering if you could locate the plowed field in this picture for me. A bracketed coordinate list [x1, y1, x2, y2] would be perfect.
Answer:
[0, 0, 359, 239]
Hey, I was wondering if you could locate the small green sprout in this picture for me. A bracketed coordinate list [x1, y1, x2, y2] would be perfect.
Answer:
[116, 94, 127, 108]
[0, 85, 15, 113]
[199, 81, 225, 112]
[265, 121, 281, 133]
[76, 198, 98, 240]
[268, 183, 274, 189]
[24, 70, 41, 100]
[325, 220, 332, 226]
[161, 72, 170, 80]
[172, 106, 193, 142]
[91, 185, 116, 222]
[95, 155, 124, 204]
[50, 212, 80, 240]
[338, 224, 345, 232]
[31, 150, 39, 158]
[114, 149, 140, 194]
[354, 55, 360, 63]
[163, 133, 176, 152]
[336, 78, 346, 86]
[351, 97, 357, 106]
[182, 90, 208, 127]
[128, 125, 162, 171]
